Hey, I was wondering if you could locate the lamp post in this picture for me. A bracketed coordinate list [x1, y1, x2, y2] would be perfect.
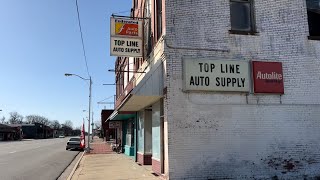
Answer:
[65, 73, 92, 152]
[83, 110, 94, 142]
[91, 112, 94, 141]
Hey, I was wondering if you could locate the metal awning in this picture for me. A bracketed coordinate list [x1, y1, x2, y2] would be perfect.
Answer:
[107, 110, 136, 121]
[116, 61, 163, 111]
[117, 94, 162, 111]
[110, 58, 163, 113]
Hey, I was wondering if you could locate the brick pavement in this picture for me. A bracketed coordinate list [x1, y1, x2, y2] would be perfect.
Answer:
[87, 136, 114, 154]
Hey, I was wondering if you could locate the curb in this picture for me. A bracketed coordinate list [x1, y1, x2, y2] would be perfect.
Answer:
[66, 151, 85, 180]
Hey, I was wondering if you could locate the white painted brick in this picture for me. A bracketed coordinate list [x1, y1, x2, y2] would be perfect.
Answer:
[163, 0, 320, 179]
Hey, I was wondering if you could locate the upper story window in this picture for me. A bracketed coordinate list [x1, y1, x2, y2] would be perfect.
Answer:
[306, 0, 320, 39]
[155, 0, 163, 40]
[134, 0, 138, 9]
[229, 0, 256, 35]
[144, 0, 152, 58]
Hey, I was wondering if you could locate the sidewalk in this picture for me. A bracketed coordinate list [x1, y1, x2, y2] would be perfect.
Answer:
[71, 137, 160, 180]
[88, 137, 114, 154]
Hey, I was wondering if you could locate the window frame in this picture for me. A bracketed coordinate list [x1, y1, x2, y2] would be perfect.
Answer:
[144, 0, 152, 58]
[306, 0, 320, 40]
[154, 0, 163, 41]
[134, 0, 138, 9]
[229, 0, 257, 35]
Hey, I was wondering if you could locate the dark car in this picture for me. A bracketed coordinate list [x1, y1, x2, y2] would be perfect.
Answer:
[66, 137, 83, 151]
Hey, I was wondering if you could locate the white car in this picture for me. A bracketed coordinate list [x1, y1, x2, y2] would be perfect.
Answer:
[59, 135, 65, 138]
[66, 137, 84, 151]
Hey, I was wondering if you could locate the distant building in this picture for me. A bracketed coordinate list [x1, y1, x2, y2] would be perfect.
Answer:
[7, 124, 23, 140]
[19, 123, 53, 139]
[101, 109, 115, 141]
[0, 123, 22, 141]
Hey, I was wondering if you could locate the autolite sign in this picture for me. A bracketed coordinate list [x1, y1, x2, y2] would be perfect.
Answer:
[252, 61, 284, 94]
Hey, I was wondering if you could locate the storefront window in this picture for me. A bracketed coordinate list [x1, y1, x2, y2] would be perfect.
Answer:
[137, 112, 144, 152]
[126, 120, 133, 146]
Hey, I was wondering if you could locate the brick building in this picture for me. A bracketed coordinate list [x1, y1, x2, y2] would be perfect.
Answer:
[101, 109, 115, 141]
[0, 123, 22, 141]
[109, 0, 320, 179]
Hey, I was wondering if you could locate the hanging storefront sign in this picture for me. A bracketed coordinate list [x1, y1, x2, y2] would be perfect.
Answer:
[252, 61, 284, 94]
[110, 17, 143, 57]
[110, 17, 143, 37]
[109, 121, 121, 129]
[183, 59, 250, 92]
[110, 37, 143, 57]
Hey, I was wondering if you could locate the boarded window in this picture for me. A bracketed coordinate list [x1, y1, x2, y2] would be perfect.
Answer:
[306, 0, 320, 38]
[230, 0, 256, 34]
[144, 0, 152, 58]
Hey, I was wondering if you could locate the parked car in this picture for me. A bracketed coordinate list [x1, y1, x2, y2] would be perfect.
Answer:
[59, 135, 65, 138]
[66, 137, 83, 151]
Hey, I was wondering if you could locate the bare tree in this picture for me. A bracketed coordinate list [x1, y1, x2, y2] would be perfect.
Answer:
[25, 115, 40, 124]
[61, 120, 73, 136]
[25, 115, 50, 125]
[49, 120, 61, 130]
[8, 112, 23, 124]
[41, 117, 49, 126]
[0, 116, 5, 124]
[64, 120, 73, 129]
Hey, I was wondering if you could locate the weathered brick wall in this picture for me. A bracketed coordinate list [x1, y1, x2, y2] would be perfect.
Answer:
[164, 0, 320, 179]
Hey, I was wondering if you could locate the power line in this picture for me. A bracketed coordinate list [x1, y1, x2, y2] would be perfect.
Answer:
[112, 9, 132, 15]
[97, 95, 114, 103]
[75, 0, 90, 77]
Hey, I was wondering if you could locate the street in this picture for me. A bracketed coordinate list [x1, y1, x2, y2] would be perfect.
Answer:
[0, 138, 79, 180]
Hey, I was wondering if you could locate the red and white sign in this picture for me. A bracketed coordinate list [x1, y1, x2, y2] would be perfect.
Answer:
[252, 61, 284, 94]
[110, 17, 143, 57]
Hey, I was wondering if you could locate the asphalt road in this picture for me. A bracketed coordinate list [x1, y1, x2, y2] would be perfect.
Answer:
[0, 138, 80, 180]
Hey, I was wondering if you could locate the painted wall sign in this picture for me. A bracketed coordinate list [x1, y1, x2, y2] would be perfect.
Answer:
[110, 37, 143, 57]
[183, 59, 250, 92]
[252, 61, 284, 94]
[110, 17, 143, 57]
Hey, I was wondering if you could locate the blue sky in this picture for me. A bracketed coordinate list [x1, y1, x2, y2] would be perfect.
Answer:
[0, 0, 131, 129]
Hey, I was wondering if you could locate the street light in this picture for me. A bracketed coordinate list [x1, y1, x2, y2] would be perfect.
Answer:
[65, 73, 92, 153]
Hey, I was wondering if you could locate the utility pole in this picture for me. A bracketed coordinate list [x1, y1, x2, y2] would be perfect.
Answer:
[65, 73, 92, 153]
[91, 112, 94, 141]
[88, 76, 92, 152]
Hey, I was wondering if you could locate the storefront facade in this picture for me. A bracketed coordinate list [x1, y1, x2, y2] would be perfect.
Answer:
[108, 111, 137, 157]
[162, 0, 320, 179]
[109, 0, 320, 179]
